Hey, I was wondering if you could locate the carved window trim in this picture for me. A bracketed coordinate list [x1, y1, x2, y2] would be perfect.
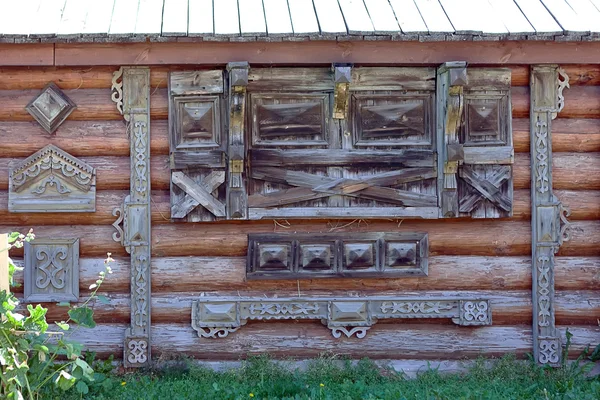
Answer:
[192, 297, 492, 339]
[24, 238, 79, 303]
[247, 232, 428, 280]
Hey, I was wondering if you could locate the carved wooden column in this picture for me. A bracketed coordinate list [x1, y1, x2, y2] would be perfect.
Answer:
[111, 67, 152, 367]
[226, 62, 249, 219]
[530, 65, 571, 366]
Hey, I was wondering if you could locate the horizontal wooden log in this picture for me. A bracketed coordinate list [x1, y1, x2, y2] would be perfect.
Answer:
[0, 120, 169, 157]
[1, 153, 596, 192]
[18, 290, 600, 327]
[511, 86, 600, 119]
[0, 44, 54, 66]
[0, 88, 168, 121]
[510, 65, 600, 87]
[4, 220, 598, 258]
[0, 190, 172, 225]
[10, 255, 599, 296]
[66, 323, 599, 360]
[0, 67, 174, 90]
[513, 118, 600, 153]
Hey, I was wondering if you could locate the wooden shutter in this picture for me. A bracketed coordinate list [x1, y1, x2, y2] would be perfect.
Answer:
[246, 66, 438, 219]
[438, 64, 513, 218]
[168, 71, 227, 222]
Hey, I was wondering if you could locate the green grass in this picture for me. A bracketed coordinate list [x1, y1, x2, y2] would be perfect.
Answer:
[48, 354, 599, 400]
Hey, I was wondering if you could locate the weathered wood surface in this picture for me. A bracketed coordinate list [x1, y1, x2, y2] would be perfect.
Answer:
[0, 120, 169, 157]
[2, 153, 598, 192]
[64, 324, 600, 360]
[2, 120, 596, 160]
[4, 119, 598, 158]
[0, 67, 175, 90]
[2, 220, 599, 258]
[0, 88, 168, 120]
[50, 42, 600, 66]
[0, 44, 54, 66]
[10, 256, 600, 294]
[7, 86, 600, 122]
[0, 65, 596, 91]
[16, 290, 600, 327]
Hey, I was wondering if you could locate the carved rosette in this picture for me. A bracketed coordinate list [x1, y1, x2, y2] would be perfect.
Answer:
[191, 297, 492, 339]
[530, 65, 571, 366]
[115, 67, 152, 368]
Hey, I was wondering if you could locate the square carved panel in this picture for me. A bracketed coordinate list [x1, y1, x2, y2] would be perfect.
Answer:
[351, 94, 433, 147]
[173, 96, 221, 149]
[24, 238, 79, 303]
[250, 93, 329, 147]
[464, 93, 509, 146]
[26, 82, 76, 134]
[247, 233, 428, 279]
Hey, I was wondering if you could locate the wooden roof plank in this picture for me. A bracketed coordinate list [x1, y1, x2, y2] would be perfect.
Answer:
[263, 0, 293, 36]
[135, 0, 164, 35]
[30, 0, 68, 38]
[513, 0, 563, 33]
[0, 0, 42, 37]
[162, 0, 188, 36]
[287, 0, 320, 35]
[58, 0, 90, 37]
[338, 0, 376, 34]
[413, 0, 454, 33]
[487, 0, 535, 34]
[312, 0, 347, 34]
[82, 0, 116, 36]
[109, 0, 140, 36]
[214, 0, 240, 36]
[363, 0, 401, 33]
[188, 0, 214, 36]
[475, 0, 510, 34]
[389, 0, 429, 33]
[565, 0, 600, 33]
[439, 0, 484, 34]
[239, 0, 267, 36]
[541, 0, 588, 32]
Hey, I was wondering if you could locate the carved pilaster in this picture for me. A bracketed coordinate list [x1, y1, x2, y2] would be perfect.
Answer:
[226, 62, 249, 219]
[530, 65, 571, 366]
[112, 67, 152, 367]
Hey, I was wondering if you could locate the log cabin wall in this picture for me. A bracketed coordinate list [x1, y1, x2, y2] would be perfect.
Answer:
[3, 64, 599, 362]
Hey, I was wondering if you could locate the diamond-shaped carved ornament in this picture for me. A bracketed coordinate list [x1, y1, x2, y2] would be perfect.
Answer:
[26, 83, 76, 134]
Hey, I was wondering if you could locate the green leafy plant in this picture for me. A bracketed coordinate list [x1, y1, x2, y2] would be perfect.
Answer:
[0, 231, 114, 400]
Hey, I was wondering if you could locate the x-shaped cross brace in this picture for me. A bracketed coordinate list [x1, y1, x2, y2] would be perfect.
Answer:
[459, 165, 511, 212]
[171, 171, 226, 218]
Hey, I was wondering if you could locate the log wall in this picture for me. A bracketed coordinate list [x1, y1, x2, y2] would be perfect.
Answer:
[4, 65, 600, 361]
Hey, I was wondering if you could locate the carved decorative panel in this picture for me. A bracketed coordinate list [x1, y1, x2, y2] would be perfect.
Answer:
[26, 82, 76, 134]
[173, 96, 221, 149]
[9, 144, 96, 213]
[192, 297, 492, 339]
[24, 238, 79, 302]
[250, 94, 329, 146]
[247, 232, 428, 279]
[351, 94, 433, 146]
[437, 64, 514, 218]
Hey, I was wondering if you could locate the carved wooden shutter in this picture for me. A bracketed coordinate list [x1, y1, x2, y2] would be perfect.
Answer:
[438, 63, 513, 218]
[246, 66, 438, 219]
[169, 71, 227, 221]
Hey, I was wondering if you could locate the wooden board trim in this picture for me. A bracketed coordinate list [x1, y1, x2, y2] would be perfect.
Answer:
[52, 42, 600, 66]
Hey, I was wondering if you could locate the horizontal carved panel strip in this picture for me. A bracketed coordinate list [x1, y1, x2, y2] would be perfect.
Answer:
[192, 297, 492, 339]
[247, 232, 428, 279]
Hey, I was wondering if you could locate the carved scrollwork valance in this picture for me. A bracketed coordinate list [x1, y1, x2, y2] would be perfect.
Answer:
[192, 297, 492, 339]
